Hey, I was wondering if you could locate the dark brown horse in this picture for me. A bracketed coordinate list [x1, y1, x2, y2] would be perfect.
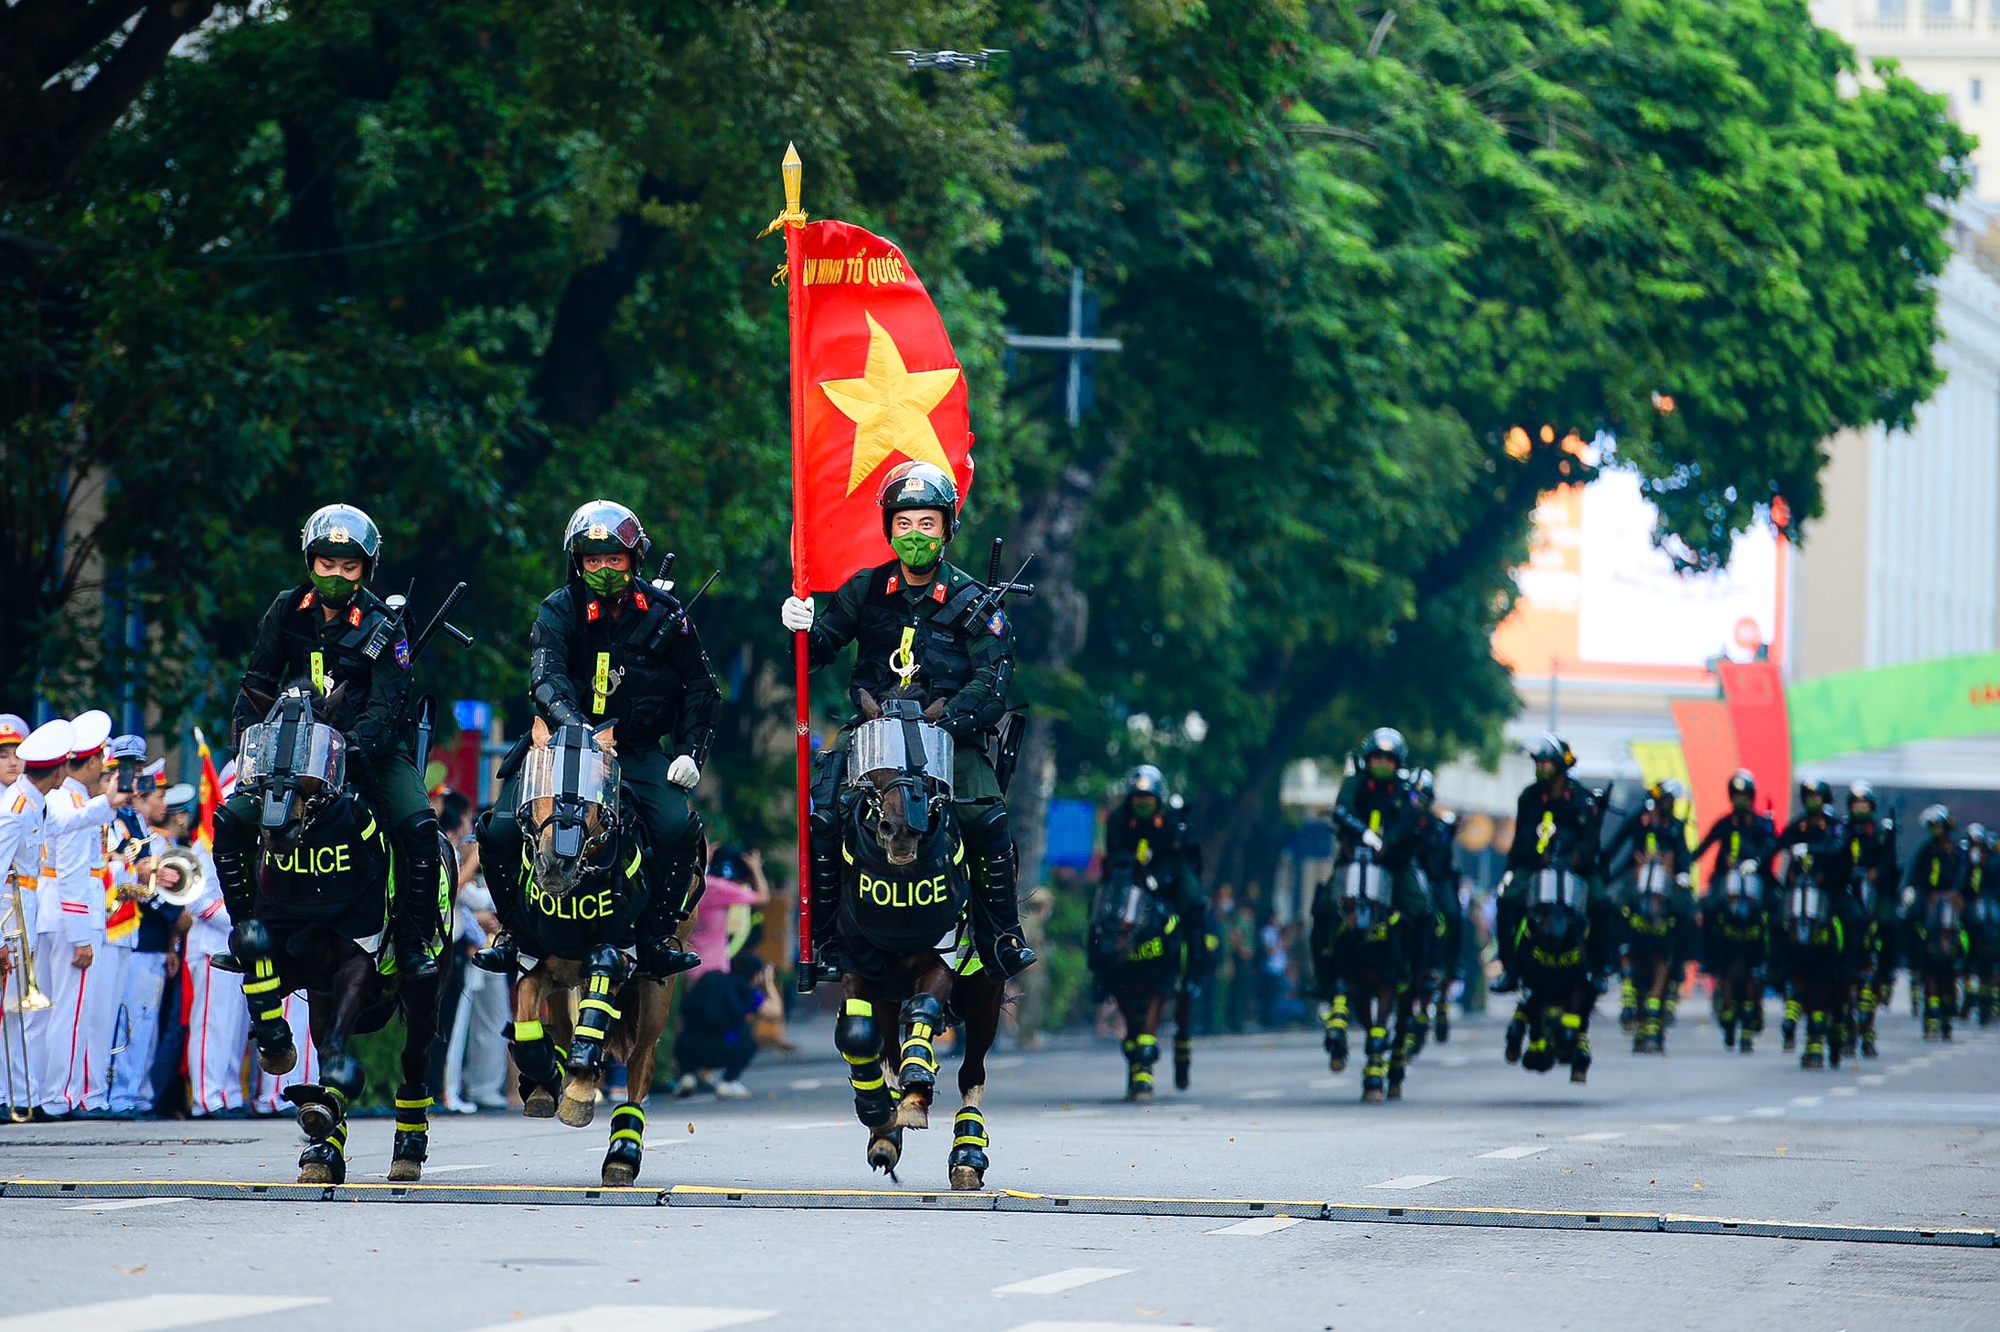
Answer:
[1089, 858, 1184, 1101]
[1311, 853, 1411, 1103]
[235, 684, 449, 1185]
[833, 691, 1005, 1188]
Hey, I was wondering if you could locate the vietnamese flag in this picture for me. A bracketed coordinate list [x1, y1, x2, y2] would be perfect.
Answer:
[786, 217, 975, 595]
[193, 727, 223, 849]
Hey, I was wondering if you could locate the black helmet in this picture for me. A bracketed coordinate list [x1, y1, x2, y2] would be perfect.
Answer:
[1528, 733, 1574, 769]
[1127, 764, 1166, 798]
[1799, 777, 1832, 804]
[1648, 777, 1684, 807]
[1361, 727, 1408, 765]
[1969, 821, 1989, 844]
[878, 461, 960, 540]
[1728, 769, 1756, 800]
[1848, 779, 1876, 808]
[1410, 767, 1436, 804]
[301, 504, 382, 577]
[1922, 804, 1953, 835]
[563, 500, 652, 578]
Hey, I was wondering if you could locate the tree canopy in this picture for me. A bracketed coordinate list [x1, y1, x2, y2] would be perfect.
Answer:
[0, 0, 1969, 872]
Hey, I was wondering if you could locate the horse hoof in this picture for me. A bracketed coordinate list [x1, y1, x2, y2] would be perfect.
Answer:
[1362, 1088, 1385, 1104]
[523, 1087, 557, 1119]
[297, 1103, 338, 1143]
[1327, 1054, 1347, 1073]
[1386, 1083, 1404, 1101]
[893, 1096, 931, 1130]
[1126, 1088, 1153, 1104]
[298, 1161, 336, 1185]
[601, 1161, 638, 1188]
[949, 1164, 985, 1191]
[1570, 1066, 1589, 1084]
[258, 1043, 299, 1077]
[387, 1159, 422, 1183]
[867, 1132, 903, 1177]
[558, 1083, 598, 1128]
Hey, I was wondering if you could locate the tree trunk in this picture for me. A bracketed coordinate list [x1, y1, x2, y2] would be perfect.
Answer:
[1004, 443, 1127, 889]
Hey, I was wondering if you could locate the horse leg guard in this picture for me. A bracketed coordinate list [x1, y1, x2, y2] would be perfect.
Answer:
[1505, 1004, 1527, 1065]
[838, 1001, 893, 1129]
[1361, 1026, 1388, 1103]
[895, 995, 942, 1127]
[235, 926, 298, 1076]
[389, 1085, 432, 1182]
[283, 1082, 348, 1147]
[298, 1119, 348, 1186]
[948, 1104, 990, 1191]
[602, 1102, 646, 1187]
[1619, 975, 1637, 1033]
[567, 946, 624, 1077]
[1569, 1026, 1592, 1084]
[506, 1019, 562, 1118]
[1124, 1033, 1159, 1100]
[1322, 994, 1350, 1072]
[1387, 1044, 1408, 1101]
[1782, 995, 1800, 1050]
[1803, 1011, 1826, 1069]
[1641, 995, 1664, 1054]
[1173, 1035, 1193, 1092]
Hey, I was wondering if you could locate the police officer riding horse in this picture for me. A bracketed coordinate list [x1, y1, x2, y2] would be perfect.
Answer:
[782, 461, 1034, 1186]
[475, 502, 717, 1184]
[213, 505, 454, 1183]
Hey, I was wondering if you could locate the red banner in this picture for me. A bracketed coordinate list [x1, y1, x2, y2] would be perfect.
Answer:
[788, 219, 975, 595]
[1671, 699, 1740, 869]
[1719, 661, 1792, 827]
[194, 728, 222, 849]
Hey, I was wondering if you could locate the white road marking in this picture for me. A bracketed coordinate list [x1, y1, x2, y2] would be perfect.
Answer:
[467, 1309, 773, 1332]
[773, 1120, 850, 1131]
[0, 1295, 326, 1332]
[62, 1198, 188, 1212]
[1478, 1146, 1547, 1160]
[1367, 1175, 1452, 1190]
[1568, 1131, 1624, 1142]
[993, 1268, 1132, 1294]
[998, 1324, 1215, 1332]
[1640, 1123, 1685, 1131]
[1828, 1086, 1858, 1097]
[1435, 1055, 1472, 1067]
[1038, 1108, 1106, 1119]
[1859, 1074, 1888, 1086]
[1236, 1089, 1281, 1101]
[1747, 1107, 1787, 1118]
[1700, 1115, 1738, 1124]
[1207, 1216, 1304, 1235]
[788, 1078, 830, 1091]
[1789, 1096, 1822, 1107]
[1306, 1077, 1341, 1090]
[1887, 1065, 1915, 1076]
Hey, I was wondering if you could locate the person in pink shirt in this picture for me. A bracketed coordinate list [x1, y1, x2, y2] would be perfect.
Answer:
[684, 847, 769, 983]
[672, 847, 773, 1099]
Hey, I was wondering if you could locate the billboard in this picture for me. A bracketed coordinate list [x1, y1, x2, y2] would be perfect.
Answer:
[1492, 467, 1787, 684]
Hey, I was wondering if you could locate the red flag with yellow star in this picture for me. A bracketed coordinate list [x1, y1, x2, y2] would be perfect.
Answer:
[787, 218, 974, 595]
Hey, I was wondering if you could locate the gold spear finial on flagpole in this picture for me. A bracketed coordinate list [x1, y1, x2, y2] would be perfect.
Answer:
[760, 142, 808, 242]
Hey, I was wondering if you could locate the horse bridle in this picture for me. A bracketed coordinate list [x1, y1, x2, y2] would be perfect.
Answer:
[258, 692, 343, 839]
[519, 727, 620, 885]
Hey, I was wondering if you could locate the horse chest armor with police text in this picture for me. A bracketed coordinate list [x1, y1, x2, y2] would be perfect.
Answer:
[849, 568, 979, 710]
[561, 590, 690, 742]
[255, 797, 392, 937]
[840, 810, 969, 955]
[519, 828, 648, 960]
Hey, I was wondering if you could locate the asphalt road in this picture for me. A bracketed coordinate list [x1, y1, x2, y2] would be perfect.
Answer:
[1, 993, 1996, 1332]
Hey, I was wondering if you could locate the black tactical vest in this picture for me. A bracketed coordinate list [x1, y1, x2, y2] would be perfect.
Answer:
[554, 587, 696, 747]
[272, 587, 406, 734]
[848, 568, 979, 711]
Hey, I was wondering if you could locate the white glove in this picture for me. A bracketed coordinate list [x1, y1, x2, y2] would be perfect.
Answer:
[667, 755, 701, 789]
[781, 595, 815, 632]
[1361, 829, 1383, 852]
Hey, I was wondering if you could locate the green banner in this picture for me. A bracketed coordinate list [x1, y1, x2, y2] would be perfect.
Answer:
[1788, 651, 2000, 763]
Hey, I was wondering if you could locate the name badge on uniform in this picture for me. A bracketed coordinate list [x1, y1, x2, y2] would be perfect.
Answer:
[310, 650, 328, 694]
[592, 652, 613, 715]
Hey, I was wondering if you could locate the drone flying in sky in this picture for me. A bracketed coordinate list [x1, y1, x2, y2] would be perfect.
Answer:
[892, 49, 1004, 71]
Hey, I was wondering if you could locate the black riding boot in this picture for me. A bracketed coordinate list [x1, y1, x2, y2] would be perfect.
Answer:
[472, 809, 522, 974]
[635, 838, 701, 980]
[1492, 895, 1524, 992]
[391, 812, 444, 981]
[961, 803, 1036, 978]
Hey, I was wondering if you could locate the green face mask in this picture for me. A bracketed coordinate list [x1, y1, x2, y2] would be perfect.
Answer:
[311, 572, 360, 605]
[582, 565, 632, 599]
[891, 529, 945, 571]
[1367, 758, 1398, 782]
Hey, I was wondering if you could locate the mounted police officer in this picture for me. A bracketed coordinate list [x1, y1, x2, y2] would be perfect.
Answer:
[1822, 778, 1899, 1055]
[213, 505, 442, 979]
[1493, 733, 1610, 993]
[1103, 766, 1208, 945]
[476, 500, 718, 980]
[781, 460, 1035, 978]
[1309, 728, 1432, 997]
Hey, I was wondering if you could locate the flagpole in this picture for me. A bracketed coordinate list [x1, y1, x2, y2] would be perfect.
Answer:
[775, 144, 817, 994]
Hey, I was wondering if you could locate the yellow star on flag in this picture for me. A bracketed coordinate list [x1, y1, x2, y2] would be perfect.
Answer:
[819, 311, 961, 494]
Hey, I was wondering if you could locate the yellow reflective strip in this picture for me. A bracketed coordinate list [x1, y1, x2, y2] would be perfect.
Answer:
[841, 1052, 877, 1066]
[849, 1076, 885, 1091]
[395, 1122, 428, 1133]
[243, 977, 283, 995]
[952, 1136, 986, 1148]
[592, 652, 611, 715]
[513, 1020, 545, 1042]
[1369, 810, 1382, 833]
[625, 847, 643, 878]
[611, 1129, 644, 1145]
[394, 1098, 433, 1110]
[842, 845, 854, 865]
[310, 651, 327, 695]
[360, 819, 376, 841]
[578, 998, 620, 1017]
[843, 999, 874, 1017]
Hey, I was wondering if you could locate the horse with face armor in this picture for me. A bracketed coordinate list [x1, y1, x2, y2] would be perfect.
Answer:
[827, 689, 1004, 1188]
[230, 684, 450, 1184]
[497, 718, 682, 1186]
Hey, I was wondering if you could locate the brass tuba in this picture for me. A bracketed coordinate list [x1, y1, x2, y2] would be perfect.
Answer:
[144, 848, 206, 908]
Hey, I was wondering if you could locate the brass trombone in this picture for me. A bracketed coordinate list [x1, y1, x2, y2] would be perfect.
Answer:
[3, 873, 51, 1123]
